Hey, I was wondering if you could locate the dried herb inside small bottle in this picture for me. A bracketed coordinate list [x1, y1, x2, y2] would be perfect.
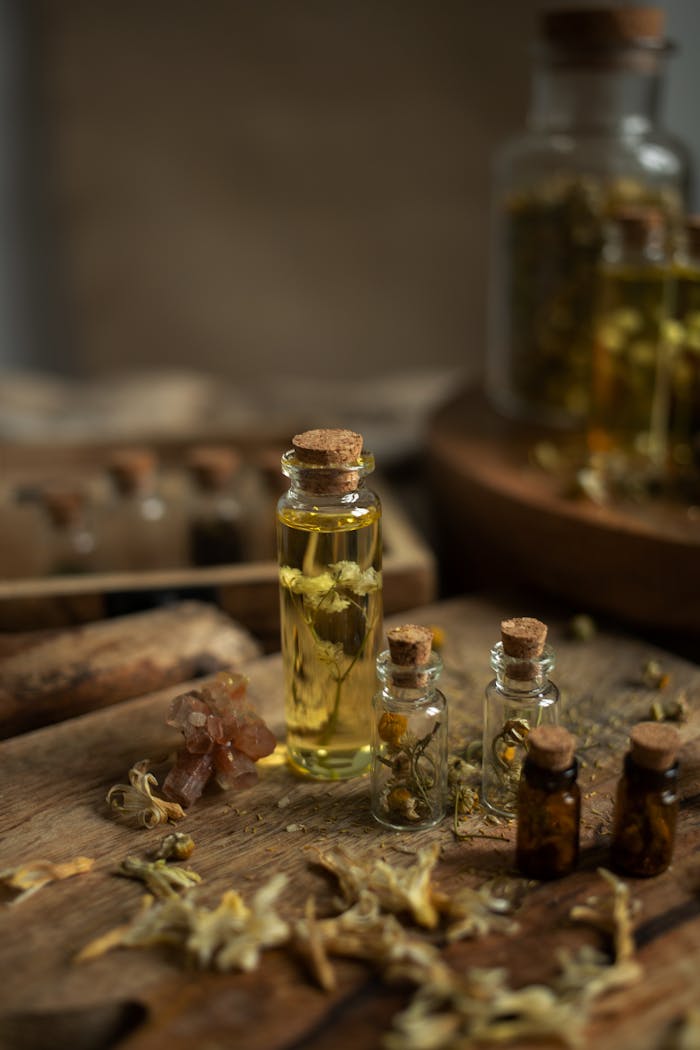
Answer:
[516, 725, 580, 879]
[611, 721, 679, 878]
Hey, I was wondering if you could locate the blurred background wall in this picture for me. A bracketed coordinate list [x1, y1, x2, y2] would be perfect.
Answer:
[0, 0, 698, 384]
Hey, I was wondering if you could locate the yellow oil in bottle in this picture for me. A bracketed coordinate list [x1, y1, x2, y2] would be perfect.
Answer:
[278, 503, 382, 780]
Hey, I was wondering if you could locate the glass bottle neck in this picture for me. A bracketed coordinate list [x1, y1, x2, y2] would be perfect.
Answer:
[529, 63, 662, 135]
[377, 649, 442, 703]
[490, 641, 554, 695]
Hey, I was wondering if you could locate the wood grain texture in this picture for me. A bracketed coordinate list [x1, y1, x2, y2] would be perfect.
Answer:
[0, 601, 261, 738]
[428, 390, 700, 636]
[0, 595, 699, 1050]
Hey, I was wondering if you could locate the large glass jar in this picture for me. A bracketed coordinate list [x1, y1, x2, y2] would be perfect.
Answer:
[487, 6, 688, 429]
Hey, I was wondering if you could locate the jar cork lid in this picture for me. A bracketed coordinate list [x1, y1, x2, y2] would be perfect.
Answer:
[290, 428, 364, 496]
[108, 448, 157, 494]
[501, 617, 548, 659]
[630, 721, 679, 772]
[187, 445, 240, 490]
[541, 8, 666, 48]
[387, 624, 433, 688]
[527, 725, 576, 772]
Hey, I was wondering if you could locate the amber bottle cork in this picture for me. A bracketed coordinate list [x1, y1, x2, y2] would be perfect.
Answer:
[108, 448, 157, 495]
[527, 725, 576, 772]
[187, 445, 241, 491]
[42, 487, 86, 528]
[292, 428, 363, 496]
[629, 721, 680, 772]
[501, 616, 547, 680]
[387, 624, 433, 688]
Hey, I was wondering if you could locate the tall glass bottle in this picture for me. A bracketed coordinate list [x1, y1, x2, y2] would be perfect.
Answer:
[588, 205, 673, 483]
[105, 448, 183, 571]
[277, 429, 382, 780]
[186, 445, 245, 566]
[482, 617, 559, 818]
[371, 624, 447, 830]
[487, 6, 687, 429]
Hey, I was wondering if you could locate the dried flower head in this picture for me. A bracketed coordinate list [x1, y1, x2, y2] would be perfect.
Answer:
[642, 659, 671, 691]
[154, 832, 195, 861]
[378, 712, 408, 746]
[1, 856, 94, 906]
[107, 761, 186, 829]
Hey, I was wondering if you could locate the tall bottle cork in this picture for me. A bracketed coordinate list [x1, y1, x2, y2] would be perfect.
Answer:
[291, 428, 364, 496]
[629, 722, 680, 772]
[387, 624, 433, 688]
[527, 725, 576, 772]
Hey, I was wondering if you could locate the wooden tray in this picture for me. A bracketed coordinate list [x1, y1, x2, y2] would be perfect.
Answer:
[1, 596, 699, 1050]
[0, 439, 436, 642]
[428, 390, 700, 637]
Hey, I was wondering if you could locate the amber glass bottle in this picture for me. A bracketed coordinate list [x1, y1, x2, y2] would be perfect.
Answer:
[516, 725, 580, 879]
[611, 721, 679, 877]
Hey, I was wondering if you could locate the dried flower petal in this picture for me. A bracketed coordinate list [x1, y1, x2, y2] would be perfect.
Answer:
[314, 843, 441, 928]
[117, 856, 202, 898]
[570, 867, 640, 964]
[1, 856, 94, 906]
[107, 761, 185, 828]
[154, 832, 195, 861]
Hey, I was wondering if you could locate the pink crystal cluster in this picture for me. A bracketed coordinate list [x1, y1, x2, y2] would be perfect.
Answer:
[162, 672, 276, 808]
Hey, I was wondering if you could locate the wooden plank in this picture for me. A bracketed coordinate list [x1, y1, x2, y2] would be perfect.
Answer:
[0, 601, 260, 738]
[0, 595, 698, 1050]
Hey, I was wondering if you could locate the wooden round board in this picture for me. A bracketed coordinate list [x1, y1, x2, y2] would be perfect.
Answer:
[428, 389, 700, 636]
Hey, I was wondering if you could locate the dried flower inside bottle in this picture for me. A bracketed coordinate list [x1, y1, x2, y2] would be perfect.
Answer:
[611, 721, 680, 878]
[482, 617, 560, 818]
[371, 624, 448, 830]
[516, 725, 580, 879]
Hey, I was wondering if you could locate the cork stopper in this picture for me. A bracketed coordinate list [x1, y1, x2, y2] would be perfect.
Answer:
[387, 624, 433, 688]
[42, 487, 86, 528]
[541, 8, 666, 48]
[108, 448, 157, 495]
[527, 725, 576, 772]
[501, 618, 548, 659]
[630, 721, 680, 772]
[291, 428, 364, 496]
[187, 445, 240, 491]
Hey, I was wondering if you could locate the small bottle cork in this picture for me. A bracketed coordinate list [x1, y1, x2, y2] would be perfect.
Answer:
[501, 617, 548, 658]
[387, 624, 433, 688]
[630, 721, 680, 772]
[187, 445, 240, 491]
[527, 726, 576, 772]
[291, 429, 363, 496]
[108, 448, 157, 495]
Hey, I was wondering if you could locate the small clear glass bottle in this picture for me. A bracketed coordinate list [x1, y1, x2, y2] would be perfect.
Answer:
[589, 205, 673, 483]
[41, 486, 96, 575]
[487, 6, 687, 429]
[482, 617, 560, 818]
[278, 428, 382, 781]
[516, 725, 580, 879]
[371, 624, 447, 830]
[186, 445, 245, 566]
[611, 721, 679, 877]
[105, 448, 183, 571]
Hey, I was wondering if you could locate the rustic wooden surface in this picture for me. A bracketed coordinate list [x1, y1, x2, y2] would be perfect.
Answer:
[0, 595, 699, 1050]
[428, 390, 700, 636]
[0, 601, 261, 739]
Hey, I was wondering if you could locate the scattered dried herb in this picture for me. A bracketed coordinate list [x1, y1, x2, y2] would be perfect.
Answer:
[117, 857, 202, 898]
[154, 832, 195, 861]
[78, 874, 289, 972]
[106, 760, 185, 829]
[642, 659, 672, 691]
[1, 856, 94, 906]
[649, 691, 689, 724]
